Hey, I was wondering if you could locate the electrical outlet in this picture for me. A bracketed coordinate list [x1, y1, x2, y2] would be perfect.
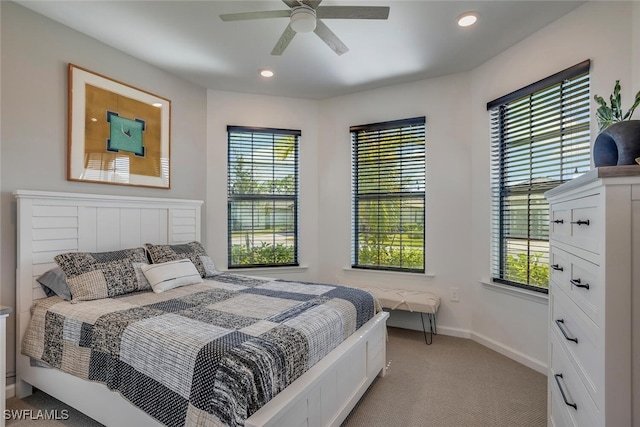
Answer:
[451, 287, 460, 302]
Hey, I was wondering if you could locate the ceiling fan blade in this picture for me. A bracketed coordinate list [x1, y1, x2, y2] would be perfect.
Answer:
[301, 0, 323, 9]
[282, 0, 301, 8]
[314, 20, 349, 56]
[220, 10, 290, 21]
[271, 24, 297, 55]
[316, 6, 390, 20]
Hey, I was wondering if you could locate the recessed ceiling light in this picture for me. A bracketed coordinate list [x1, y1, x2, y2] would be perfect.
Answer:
[259, 69, 274, 78]
[152, 102, 163, 108]
[457, 12, 478, 27]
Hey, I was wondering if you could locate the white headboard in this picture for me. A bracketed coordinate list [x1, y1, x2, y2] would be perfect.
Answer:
[14, 190, 203, 349]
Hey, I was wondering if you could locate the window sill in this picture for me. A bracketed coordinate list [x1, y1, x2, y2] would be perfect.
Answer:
[343, 267, 435, 278]
[479, 279, 548, 304]
[223, 265, 309, 275]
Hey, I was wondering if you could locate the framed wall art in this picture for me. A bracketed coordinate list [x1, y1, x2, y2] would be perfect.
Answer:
[68, 64, 171, 188]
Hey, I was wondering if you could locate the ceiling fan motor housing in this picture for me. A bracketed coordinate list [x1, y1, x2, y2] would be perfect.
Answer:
[290, 5, 317, 33]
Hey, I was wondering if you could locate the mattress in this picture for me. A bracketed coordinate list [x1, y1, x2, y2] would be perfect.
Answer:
[22, 273, 378, 427]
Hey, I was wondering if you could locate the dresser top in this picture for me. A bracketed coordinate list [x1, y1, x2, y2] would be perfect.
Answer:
[0, 306, 12, 316]
[545, 165, 640, 197]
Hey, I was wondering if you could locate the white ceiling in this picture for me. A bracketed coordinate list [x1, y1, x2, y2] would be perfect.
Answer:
[15, 0, 585, 99]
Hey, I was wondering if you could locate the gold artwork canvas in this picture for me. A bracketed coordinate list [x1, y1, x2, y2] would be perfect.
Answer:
[68, 64, 171, 188]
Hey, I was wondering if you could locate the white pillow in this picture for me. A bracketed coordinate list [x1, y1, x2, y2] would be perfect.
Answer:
[141, 259, 203, 293]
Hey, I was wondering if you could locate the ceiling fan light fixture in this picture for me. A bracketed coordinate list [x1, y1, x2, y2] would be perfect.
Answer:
[290, 5, 317, 33]
[457, 12, 478, 27]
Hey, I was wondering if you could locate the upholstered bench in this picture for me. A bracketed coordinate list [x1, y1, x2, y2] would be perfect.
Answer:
[359, 288, 440, 344]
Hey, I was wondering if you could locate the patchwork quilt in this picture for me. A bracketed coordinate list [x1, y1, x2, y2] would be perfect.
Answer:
[22, 273, 378, 427]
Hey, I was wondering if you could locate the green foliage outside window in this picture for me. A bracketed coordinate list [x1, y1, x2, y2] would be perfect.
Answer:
[358, 245, 424, 269]
[505, 253, 549, 289]
[231, 241, 295, 265]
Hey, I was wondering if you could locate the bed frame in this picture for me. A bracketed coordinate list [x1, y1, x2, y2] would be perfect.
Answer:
[14, 190, 388, 427]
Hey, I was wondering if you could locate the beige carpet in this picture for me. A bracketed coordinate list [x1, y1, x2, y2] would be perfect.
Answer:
[342, 327, 547, 427]
[6, 327, 546, 427]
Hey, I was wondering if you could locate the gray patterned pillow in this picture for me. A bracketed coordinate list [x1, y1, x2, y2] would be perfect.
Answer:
[144, 241, 217, 278]
[54, 247, 150, 301]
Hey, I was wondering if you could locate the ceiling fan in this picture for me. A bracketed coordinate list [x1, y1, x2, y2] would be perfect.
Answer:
[219, 0, 390, 56]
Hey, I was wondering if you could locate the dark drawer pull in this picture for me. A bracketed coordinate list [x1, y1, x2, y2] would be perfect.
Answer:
[555, 319, 578, 343]
[554, 373, 577, 410]
[553, 219, 564, 224]
[551, 264, 564, 271]
[570, 219, 590, 226]
[570, 278, 590, 289]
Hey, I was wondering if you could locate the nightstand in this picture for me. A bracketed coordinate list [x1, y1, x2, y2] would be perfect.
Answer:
[1, 306, 11, 427]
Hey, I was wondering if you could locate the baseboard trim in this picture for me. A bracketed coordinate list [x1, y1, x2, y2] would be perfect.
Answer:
[388, 321, 547, 375]
[469, 331, 547, 374]
[434, 325, 471, 339]
[6, 383, 15, 399]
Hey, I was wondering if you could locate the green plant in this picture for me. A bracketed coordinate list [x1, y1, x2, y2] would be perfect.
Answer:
[505, 253, 549, 288]
[357, 245, 424, 269]
[594, 80, 640, 132]
[231, 242, 294, 265]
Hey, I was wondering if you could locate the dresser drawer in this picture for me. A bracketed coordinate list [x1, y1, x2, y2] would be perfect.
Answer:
[549, 334, 600, 427]
[549, 373, 578, 427]
[550, 246, 602, 325]
[549, 247, 571, 291]
[550, 194, 600, 254]
[550, 288, 601, 407]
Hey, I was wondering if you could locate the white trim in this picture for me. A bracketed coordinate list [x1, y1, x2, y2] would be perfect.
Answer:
[436, 326, 471, 339]
[223, 265, 309, 275]
[471, 331, 547, 375]
[6, 383, 15, 399]
[480, 279, 549, 305]
[388, 321, 546, 374]
[14, 190, 203, 206]
[343, 266, 436, 278]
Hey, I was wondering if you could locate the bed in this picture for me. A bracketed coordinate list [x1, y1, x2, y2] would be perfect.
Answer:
[14, 190, 389, 427]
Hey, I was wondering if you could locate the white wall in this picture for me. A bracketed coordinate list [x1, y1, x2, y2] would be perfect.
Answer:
[206, 90, 320, 281]
[316, 74, 473, 336]
[469, 1, 634, 370]
[1, 2, 208, 386]
[202, 2, 637, 374]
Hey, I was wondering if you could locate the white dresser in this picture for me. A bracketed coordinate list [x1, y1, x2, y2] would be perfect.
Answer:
[1, 305, 11, 427]
[545, 166, 640, 427]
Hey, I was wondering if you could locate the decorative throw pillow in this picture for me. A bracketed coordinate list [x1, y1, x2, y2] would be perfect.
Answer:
[36, 267, 72, 300]
[54, 247, 150, 302]
[141, 259, 203, 293]
[145, 241, 217, 278]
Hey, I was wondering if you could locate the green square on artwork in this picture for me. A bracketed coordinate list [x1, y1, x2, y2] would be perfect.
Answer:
[108, 115, 145, 156]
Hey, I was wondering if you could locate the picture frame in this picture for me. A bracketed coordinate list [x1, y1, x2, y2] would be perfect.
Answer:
[68, 64, 171, 188]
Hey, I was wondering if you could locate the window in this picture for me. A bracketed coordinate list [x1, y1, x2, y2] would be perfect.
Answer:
[487, 60, 591, 292]
[227, 126, 299, 268]
[351, 117, 426, 272]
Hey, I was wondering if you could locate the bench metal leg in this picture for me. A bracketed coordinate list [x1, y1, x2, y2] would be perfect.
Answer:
[419, 312, 437, 345]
